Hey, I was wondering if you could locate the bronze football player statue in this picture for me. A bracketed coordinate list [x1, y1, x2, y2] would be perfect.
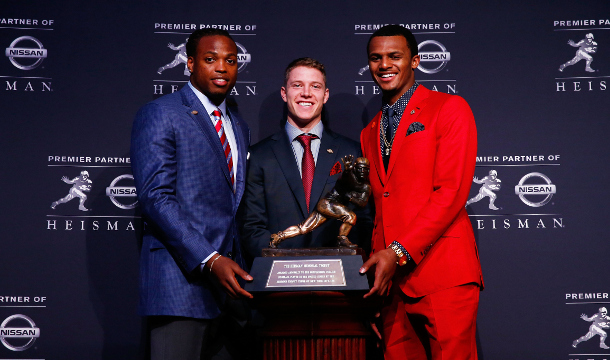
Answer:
[270, 155, 371, 248]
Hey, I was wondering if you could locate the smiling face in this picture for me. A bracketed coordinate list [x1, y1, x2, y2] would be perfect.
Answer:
[187, 35, 238, 106]
[368, 35, 420, 105]
[281, 66, 329, 132]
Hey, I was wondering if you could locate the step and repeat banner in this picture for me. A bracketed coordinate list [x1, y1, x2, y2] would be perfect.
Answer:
[2, 1, 609, 359]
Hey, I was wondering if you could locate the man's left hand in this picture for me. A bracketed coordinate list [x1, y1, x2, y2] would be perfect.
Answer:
[360, 248, 398, 298]
[206, 255, 254, 299]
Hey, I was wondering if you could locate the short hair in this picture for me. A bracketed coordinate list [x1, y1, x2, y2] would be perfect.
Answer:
[283, 57, 327, 87]
[356, 157, 370, 167]
[367, 25, 418, 57]
[186, 29, 235, 58]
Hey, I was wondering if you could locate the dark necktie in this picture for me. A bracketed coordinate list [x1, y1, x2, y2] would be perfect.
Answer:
[386, 107, 396, 141]
[297, 134, 317, 213]
[382, 107, 396, 170]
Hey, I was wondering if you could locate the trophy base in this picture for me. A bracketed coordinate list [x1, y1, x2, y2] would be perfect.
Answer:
[262, 247, 365, 257]
[246, 247, 369, 293]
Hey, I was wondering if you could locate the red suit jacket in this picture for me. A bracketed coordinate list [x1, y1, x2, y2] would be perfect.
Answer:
[360, 85, 483, 298]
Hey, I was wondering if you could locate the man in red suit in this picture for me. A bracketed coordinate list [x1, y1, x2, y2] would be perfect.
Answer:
[359, 25, 483, 360]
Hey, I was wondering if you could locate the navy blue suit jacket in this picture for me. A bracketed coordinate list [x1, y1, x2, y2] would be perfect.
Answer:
[239, 127, 372, 261]
[131, 85, 249, 319]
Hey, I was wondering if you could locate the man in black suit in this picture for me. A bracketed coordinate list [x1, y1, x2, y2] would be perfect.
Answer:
[240, 57, 371, 261]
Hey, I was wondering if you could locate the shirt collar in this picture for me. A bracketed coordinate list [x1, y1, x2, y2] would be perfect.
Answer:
[285, 120, 324, 143]
[382, 81, 419, 118]
[188, 81, 227, 118]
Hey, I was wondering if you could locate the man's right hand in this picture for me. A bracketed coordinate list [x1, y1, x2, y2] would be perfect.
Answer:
[205, 255, 253, 299]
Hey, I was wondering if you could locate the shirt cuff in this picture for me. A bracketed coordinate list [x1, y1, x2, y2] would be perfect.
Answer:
[200, 251, 219, 271]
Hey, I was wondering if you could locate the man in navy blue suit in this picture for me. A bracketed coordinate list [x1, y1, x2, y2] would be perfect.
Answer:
[131, 28, 252, 360]
[240, 58, 372, 261]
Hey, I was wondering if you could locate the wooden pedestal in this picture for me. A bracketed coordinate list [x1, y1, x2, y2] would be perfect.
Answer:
[252, 291, 374, 360]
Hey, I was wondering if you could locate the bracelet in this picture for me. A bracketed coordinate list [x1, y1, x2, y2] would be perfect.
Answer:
[209, 254, 222, 273]
[388, 243, 408, 266]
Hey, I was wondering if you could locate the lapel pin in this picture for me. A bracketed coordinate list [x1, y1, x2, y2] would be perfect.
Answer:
[410, 110, 415, 115]
[372, 121, 376, 127]
[327, 149, 333, 154]
[191, 110, 198, 115]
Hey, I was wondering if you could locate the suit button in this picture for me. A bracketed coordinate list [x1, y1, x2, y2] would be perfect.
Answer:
[227, 252, 233, 259]
[383, 192, 389, 197]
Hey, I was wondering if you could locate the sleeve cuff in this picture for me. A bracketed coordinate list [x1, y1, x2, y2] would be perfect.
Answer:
[199, 251, 219, 272]
[390, 241, 412, 261]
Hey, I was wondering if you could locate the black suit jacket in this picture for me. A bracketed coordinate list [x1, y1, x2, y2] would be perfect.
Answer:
[239, 127, 372, 262]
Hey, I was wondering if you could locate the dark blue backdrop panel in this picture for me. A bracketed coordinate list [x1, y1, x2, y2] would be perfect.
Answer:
[1, 1, 609, 359]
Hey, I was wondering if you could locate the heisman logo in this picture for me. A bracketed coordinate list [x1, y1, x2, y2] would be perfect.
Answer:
[572, 307, 610, 349]
[157, 39, 189, 75]
[5, 36, 48, 70]
[50, 170, 93, 211]
[0, 314, 40, 351]
[559, 33, 598, 73]
[157, 40, 251, 75]
[466, 169, 502, 210]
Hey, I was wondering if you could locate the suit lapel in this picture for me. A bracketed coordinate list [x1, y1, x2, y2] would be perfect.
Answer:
[181, 86, 233, 191]
[310, 129, 340, 208]
[386, 86, 430, 179]
[271, 131, 309, 217]
[227, 107, 248, 203]
[368, 111, 386, 186]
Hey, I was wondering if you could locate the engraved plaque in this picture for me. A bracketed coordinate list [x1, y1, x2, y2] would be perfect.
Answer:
[245, 255, 369, 292]
[266, 259, 346, 288]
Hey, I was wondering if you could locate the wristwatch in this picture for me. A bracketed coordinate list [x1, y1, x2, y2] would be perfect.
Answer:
[388, 243, 408, 266]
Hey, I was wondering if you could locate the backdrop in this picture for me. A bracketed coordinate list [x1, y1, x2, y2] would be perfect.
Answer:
[1, 0, 609, 359]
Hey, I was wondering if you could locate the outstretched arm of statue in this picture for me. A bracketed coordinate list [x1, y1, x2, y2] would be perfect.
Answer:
[342, 155, 355, 172]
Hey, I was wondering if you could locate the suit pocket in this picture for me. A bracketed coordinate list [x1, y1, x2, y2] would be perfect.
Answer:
[403, 129, 431, 145]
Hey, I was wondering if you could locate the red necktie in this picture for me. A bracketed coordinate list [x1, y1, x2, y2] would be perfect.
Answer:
[212, 109, 234, 189]
[297, 134, 317, 212]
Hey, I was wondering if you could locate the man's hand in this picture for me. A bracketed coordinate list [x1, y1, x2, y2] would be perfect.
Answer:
[205, 255, 253, 299]
[360, 248, 398, 298]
